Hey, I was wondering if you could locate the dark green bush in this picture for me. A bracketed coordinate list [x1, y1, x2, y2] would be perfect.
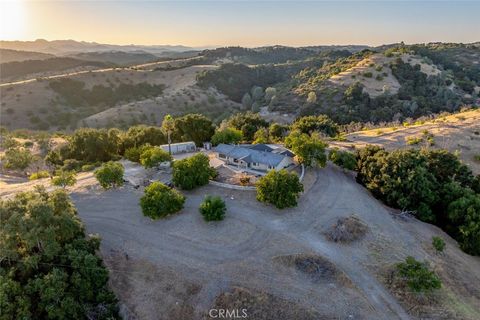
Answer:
[395, 257, 441, 293]
[328, 148, 357, 170]
[172, 153, 215, 190]
[140, 182, 185, 219]
[356, 146, 479, 255]
[139, 147, 172, 168]
[95, 161, 124, 189]
[432, 236, 446, 253]
[0, 188, 119, 319]
[199, 195, 226, 221]
[256, 170, 304, 209]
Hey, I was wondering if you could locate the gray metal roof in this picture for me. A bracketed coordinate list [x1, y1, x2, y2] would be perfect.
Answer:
[246, 144, 274, 152]
[214, 144, 288, 167]
[160, 141, 196, 148]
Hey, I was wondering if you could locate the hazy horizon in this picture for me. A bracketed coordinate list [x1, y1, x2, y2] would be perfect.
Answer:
[1, 1, 479, 48]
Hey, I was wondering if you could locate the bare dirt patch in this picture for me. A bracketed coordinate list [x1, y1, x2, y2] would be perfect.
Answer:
[273, 253, 353, 286]
[329, 53, 401, 97]
[205, 286, 327, 320]
[324, 215, 368, 243]
[104, 253, 201, 320]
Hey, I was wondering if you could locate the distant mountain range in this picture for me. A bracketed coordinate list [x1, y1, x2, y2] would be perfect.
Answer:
[0, 39, 205, 55]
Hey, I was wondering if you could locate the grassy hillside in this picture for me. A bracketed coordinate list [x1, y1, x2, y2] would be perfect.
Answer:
[198, 44, 479, 125]
[0, 57, 110, 80]
[0, 63, 239, 131]
[0, 48, 55, 63]
[330, 108, 480, 174]
[69, 50, 160, 66]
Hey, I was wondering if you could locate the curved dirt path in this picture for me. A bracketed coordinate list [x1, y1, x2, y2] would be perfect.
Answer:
[66, 164, 416, 319]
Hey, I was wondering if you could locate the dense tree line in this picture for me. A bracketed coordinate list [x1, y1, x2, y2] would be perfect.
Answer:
[1, 57, 108, 78]
[223, 112, 269, 141]
[356, 146, 480, 255]
[49, 78, 165, 108]
[0, 187, 119, 319]
[197, 63, 287, 102]
[410, 43, 480, 93]
[201, 46, 318, 64]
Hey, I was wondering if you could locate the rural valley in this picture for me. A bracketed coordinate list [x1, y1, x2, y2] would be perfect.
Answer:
[1, 1, 480, 320]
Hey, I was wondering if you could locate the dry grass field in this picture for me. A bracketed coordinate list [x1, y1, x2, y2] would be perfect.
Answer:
[329, 53, 444, 97]
[330, 109, 480, 174]
[0, 63, 241, 130]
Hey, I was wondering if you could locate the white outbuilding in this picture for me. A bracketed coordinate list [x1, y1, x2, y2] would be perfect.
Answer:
[160, 141, 196, 154]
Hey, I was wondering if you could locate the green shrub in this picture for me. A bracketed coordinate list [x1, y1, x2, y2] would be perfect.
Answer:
[0, 188, 119, 319]
[256, 170, 304, 209]
[474, 154, 480, 163]
[172, 153, 215, 190]
[432, 236, 446, 253]
[395, 257, 441, 293]
[290, 115, 338, 137]
[140, 147, 172, 168]
[199, 195, 226, 221]
[95, 161, 124, 189]
[328, 148, 357, 170]
[356, 147, 478, 255]
[1, 136, 19, 149]
[363, 72, 373, 78]
[81, 163, 97, 172]
[124, 145, 149, 163]
[29, 170, 50, 180]
[52, 170, 77, 189]
[61, 159, 83, 172]
[2, 147, 32, 170]
[140, 182, 185, 219]
[406, 136, 422, 145]
[211, 127, 243, 146]
[285, 131, 328, 168]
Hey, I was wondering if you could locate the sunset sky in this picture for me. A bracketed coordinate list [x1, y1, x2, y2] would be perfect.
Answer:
[1, 1, 479, 47]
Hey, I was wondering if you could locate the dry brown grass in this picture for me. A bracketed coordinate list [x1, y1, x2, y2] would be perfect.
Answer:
[104, 253, 201, 320]
[324, 215, 368, 243]
[329, 109, 480, 174]
[273, 253, 353, 287]
[205, 286, 329, 320]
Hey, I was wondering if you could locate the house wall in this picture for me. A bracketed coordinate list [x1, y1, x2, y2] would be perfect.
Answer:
[250, 162, 270, 171]
[275, 156, 294, 171]
[161, 143, 196, 154]
[216, 151, 294, 172]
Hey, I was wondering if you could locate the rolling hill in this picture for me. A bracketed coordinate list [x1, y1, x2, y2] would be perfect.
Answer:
[0, 48, 55, 63]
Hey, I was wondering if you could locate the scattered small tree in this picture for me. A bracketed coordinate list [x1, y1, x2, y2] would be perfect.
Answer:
[139, 147, 172, 168]
[95, 161, 124, 189]
[328, 148, 357, 170]
[285, 131, 328, 167]
[256, 170, 304, 209]
[395, 257, 441, 293]
[211, 127, 243, 146]
[306, 91, 317, 104]
[2, 147, 32, 171]
[253, 128, 269, 144]
[162, 114, 175, 155]
[199, 195, 226, 221]
[52, 170, 77, 189]
[140, 181, 185, 219]
[29, 170, 50, 180]
[124, 144, 152, 163]
[172, 153, 215, 190]
[432, 236, 446, 253]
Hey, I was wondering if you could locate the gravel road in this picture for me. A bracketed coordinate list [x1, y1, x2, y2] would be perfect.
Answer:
[69, 164, 427, 319]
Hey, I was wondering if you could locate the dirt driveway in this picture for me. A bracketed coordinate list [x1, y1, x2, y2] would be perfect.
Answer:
[70, 164, 447, 320]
